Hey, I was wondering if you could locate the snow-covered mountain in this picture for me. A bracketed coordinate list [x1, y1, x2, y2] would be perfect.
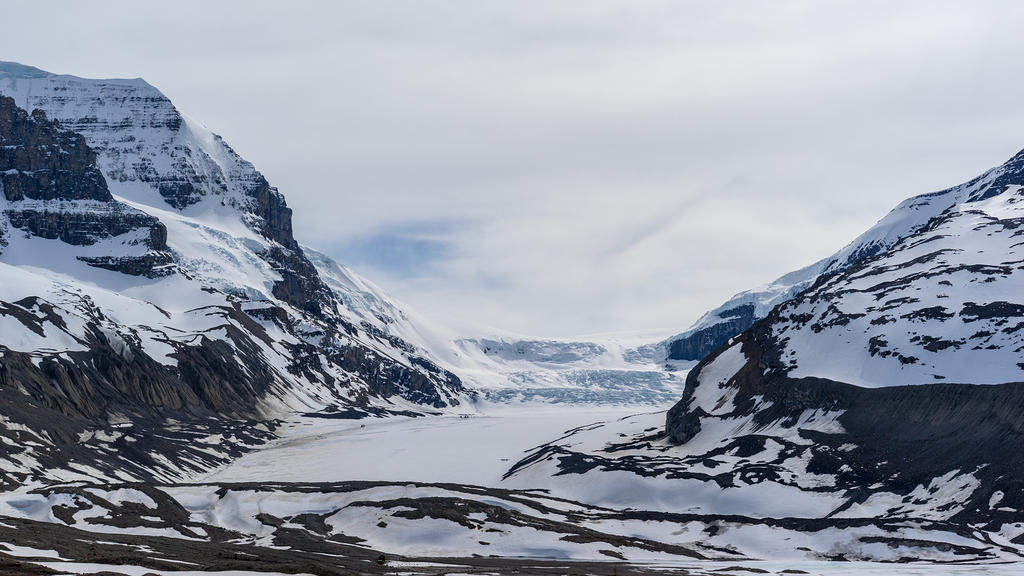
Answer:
[662, 150, 1024, 528]
[0, 62, 471, 486]
[659, 149, 1024, 505]
[662, 152, 1023, 361]
[474, 149, 1024, 564]
[3, 59, 1023, 572]
[0, 60, 683, 492]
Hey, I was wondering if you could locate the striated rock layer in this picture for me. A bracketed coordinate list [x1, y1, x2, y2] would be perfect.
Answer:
[0, 95, 171, 276]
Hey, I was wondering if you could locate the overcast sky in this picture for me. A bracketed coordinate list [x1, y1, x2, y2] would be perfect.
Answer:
[3, 1, 1024, 337]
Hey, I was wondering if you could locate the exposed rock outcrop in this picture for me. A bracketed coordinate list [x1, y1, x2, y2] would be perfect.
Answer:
[0, 297, 280, 486]
[0, 64, 334, 319]
[0, 104, 108, 202]
[0, 95, 171, 276]
[5, 207, 166, 248]
[667, 303, 755, 361]
[664, 319, 1024, 526]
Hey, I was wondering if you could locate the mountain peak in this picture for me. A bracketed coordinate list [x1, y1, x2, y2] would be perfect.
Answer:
[0, 60, 152, 89]
[960, 146, 1024, 203]
[0, 61, 52, 79]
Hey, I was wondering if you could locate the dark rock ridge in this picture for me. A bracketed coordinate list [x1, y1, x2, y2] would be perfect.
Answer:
[0, 288, 468, 485]
[665, 318, 1024, 527]
[962, 146, 1024, 202]
[0, 95, 171, 276]
[0, 102, 108, 202]
[502, 409, 1019, 560]
[5, 208, 166, 248]
[0, 289, 465, 485]
[9, 481, 1005, 566]
[0, 296, 280, 487]
[667, 304, 755, 361]
[243, 165, 335, 313]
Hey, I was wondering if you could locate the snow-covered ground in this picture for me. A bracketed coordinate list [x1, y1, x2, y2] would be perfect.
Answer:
[203, 405, 643, 485]
[13, 554, 1024, 576]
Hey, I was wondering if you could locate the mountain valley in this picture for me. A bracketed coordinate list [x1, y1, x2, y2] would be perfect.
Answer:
[0, 61, 1022, 575]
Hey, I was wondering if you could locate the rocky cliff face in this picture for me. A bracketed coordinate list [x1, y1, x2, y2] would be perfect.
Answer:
[0, 95, 171, 276]
[0, 63, 469, 486]
[0, 297, 280, 487]
[0, 62, 329, 312]
[666, 303, 755, 361]
[0, 102, 108, 202]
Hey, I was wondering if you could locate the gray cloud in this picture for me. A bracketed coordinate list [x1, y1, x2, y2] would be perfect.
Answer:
[3, 1, 1024, 336]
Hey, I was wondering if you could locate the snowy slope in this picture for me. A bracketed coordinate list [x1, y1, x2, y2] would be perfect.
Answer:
[0, 60, 679, 491]
[3, 478, 1017, 566]
[4, 58, 1022, 568]
[770, 184, 1024, 386]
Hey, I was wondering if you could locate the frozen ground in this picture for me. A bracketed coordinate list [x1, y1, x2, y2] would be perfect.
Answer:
[3, 533, 1022, 574]
[1, 403, 1022, 569]
[202, 405, 643, 486]
[13, 553, 1024, 576]
[641, 562, 1024, 575]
